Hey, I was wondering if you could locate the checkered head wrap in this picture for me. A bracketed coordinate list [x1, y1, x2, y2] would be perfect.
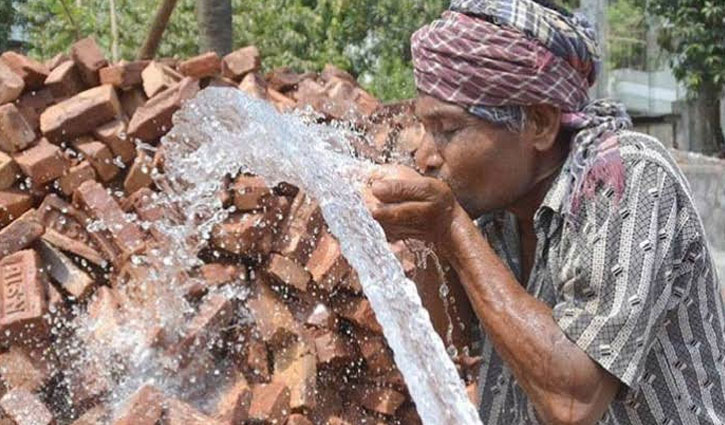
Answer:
[411, 0, 633, 218]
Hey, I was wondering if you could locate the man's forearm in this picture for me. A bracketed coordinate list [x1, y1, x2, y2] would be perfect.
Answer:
[441, 207, 618, 424]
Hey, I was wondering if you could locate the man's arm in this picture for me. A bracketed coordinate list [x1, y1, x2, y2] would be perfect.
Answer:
[443, 204, 620, 425]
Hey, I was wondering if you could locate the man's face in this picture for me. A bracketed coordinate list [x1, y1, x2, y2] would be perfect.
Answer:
[414, 95, 539, 218]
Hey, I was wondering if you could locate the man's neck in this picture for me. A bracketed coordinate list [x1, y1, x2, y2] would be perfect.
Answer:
[506, 164, 563, 226]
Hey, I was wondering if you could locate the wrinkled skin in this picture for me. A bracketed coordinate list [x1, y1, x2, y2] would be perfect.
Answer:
[367, 95, 620, 425]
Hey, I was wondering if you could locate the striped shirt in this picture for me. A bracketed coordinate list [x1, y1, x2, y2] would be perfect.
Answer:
[474, 130, 725, 425]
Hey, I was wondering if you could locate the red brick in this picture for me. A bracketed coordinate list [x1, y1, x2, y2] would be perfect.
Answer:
[94, 119, 136, 164]
[238, 72, 268, 99]
[266, 67, 303, 92]
[248, 382, 290, 425]
[44, 53, 69, 71]
[36, 239, 95, 300]
[73, 137, 119, 182]
[305, 302, 335, 329]
[15, 88, 53, 132]
[0, 104, 36, 154]
[313, 331, 353, 365]
[0, 190, 32, 227]
[0, 152, 17, 189]
[40, 85, 122, 143]
[222, 46, 261, 80]
[85, 286, 121, 343]
[232, 175, 271, 211]
[0, 345, 49, 392]
[267, 254, 310, 292]
[397, 405, 423, 425]
[187, 263, 244, 298]
[57, 160, 96, 196]
[123, 150, 154, 194]
[214, 374, 252, 424]
[127, 77, 199, 142]
[0, 61, 24, 105]
[272, 340, 317, 410]
[0, 250, 48, 343]
[99, 60, 149, 90]
[305, 231, 349, 291]
[246, 282, 299, 346]
[245, 338, 271, 382]
[268, 89, 296, 113]
[73, 180, 145, 258]
[320, 64, 356, 84]
[335, 297, 382, 334]
[0, 209, 43, 257]
[178, 52, 221, 78]
[44, 60, 85, 99]
[70, 405, 109, 425]
[175, 294, 233, 366]
[141, 61, 183, 98]
[275, 192, 323, 264]
[359, 386, 405, 416]
[65, 359, 112, 410]
[70, 37, 108, 86]
[0, 388, 54, 425]
[111, 384, 165, 425]
[119, 87, 147, 119]
[12, 139, 69, 186]
[286, 414, 313, 425]
[357, 333, 394, 375]
[165, 398, 225, 425]
[211, 212, 274, 257]
[0, 52, 49, 90]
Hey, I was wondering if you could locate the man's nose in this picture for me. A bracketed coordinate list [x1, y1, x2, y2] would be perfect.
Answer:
[415, 132, 444, 176]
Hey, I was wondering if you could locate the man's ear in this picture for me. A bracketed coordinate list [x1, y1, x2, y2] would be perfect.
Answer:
[525, 104, 561, 152]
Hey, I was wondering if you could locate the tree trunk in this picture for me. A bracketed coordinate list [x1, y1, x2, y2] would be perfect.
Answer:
[137, 0, 179, 60]
[196, 0, 233, 56]
[696, 83, 725, 155]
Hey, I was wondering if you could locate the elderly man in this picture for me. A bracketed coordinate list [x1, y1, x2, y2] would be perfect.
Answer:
[367, 0, 725, 424]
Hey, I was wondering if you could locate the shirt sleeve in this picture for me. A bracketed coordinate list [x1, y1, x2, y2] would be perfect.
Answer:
[551, 159, 698, 389]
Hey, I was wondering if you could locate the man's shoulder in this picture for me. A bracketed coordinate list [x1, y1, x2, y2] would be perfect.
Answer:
[615, 130, 685, 185]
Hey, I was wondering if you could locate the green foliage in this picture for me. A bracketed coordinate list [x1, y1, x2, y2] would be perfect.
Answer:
[607, 0, 647, 70]
[649, 0, 725, 94]
[18, 0, 200, 60]
[0, 0, 17, 51]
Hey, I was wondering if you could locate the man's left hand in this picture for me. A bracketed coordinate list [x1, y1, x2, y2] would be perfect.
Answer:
[365, 165, 464, 250]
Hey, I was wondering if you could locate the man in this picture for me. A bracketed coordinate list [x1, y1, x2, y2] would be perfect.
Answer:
[367, 0, 725, 424]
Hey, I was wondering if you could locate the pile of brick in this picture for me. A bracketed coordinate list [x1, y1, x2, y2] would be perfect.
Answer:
[0, 38, 478, 425]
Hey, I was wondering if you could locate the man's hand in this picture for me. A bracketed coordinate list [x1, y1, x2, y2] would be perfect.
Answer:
[365, 165, 464, 250]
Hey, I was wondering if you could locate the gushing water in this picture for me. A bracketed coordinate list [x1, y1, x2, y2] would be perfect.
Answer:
[152, 87, 483, 425]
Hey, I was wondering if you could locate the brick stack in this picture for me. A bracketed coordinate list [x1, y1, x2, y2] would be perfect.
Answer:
[0, 38, 478, 425]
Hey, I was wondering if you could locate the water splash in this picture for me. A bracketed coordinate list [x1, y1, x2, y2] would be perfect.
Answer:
[157, 87, 483, 425]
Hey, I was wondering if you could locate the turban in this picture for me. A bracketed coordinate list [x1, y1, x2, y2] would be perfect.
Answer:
[411, 0, 633, 218]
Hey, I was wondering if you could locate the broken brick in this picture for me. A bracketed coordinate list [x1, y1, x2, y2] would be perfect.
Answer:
[334, 296, 382, 334]
[141, 61, 183, 98]
[44, 53, 69, 71]
[267, 254, 310, 292]
[12, 138, 69, 186]
[359, 386, 405, 416]
[70, 405, 109, 425]
[287, 414, 314, 425]
[187, 263, 243, 298]
[15, 88, 53, 132]
[111, 384, 165, 425]
[44, 60, 85, 99]
[73, 180, 145, 259]
[246, 282, 299, 346]
[37, 194, 113, 266]
[119, 87, 147, 119]
[0, 345, 49, 392]
[238, 72, 268, 99]
[57, 160, 96, 197]
[357, 333, 395, 375]
[39, 84, 122, 143]
[245, 338, 271, 382]
[232, 175, 271, 211]
[36, 239, 95, 300]
[0, 209, 43, 257]
[248, 382, 290, 425]
[266, 67, 303, 92]
[93, 119, 136, 164]
[214, 373, 252, 424]
[305, 302, 335, 329]
[306, 231, 349, 292]
[65, 359, 113, 410]
[222, 46, 261, 81]
[0, 61, 24, 105]
[211, 212, 275, 257]
[320, 64, 356, 85]
[70, 37, 108, 86]
[0, 190, 32, 227]
[99, 60, 149, 90]
[272, 340, 317, 410]
[165, 398, 225, 425]
[0, 52, 49, 90]
[123, 149, 154, 195]
[0, 250, 49, 343]
[0, 103, 36, 153]
[275, 191, 323, 264]
[175, 294, 234, 367]
[0, 388, 54, 425]
[73, 137, 120, 182]
[268, 89, 296, 113]
[313, 331, 353, 365]
[178, 52, 221, 79]
[127, 77, 199, 142]
[0, 151, 17, 189]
